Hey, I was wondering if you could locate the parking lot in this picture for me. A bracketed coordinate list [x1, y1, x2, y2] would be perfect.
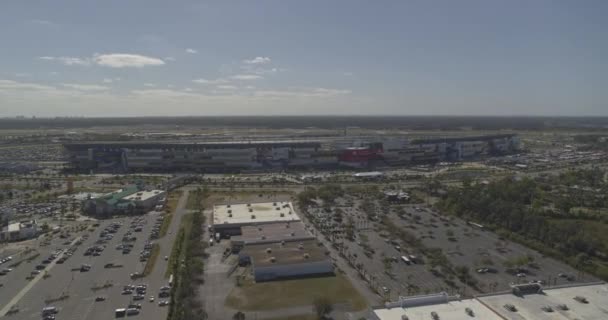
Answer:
[303, 194, 597, 301]
[0, 211, 177, 320]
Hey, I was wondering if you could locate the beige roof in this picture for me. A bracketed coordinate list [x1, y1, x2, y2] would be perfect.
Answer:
[213, 202, 299, 226]
[373, 299, 503, 320]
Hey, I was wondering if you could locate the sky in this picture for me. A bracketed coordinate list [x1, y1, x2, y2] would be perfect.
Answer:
[0, 1, 606, 117]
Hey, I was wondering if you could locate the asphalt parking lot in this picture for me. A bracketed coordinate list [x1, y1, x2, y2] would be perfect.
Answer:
[307, 197, 597, 301]
[0, 210, 180, 320]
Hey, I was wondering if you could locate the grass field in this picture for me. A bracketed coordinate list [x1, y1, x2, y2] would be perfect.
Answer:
[225, 273, 367, 312]
[141, 243, 160, 277]
[159, 191, 182, 237]
[164, 212, 192, 278]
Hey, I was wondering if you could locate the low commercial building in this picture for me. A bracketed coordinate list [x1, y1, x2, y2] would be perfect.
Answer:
[212, 201, 300, 237]
[370, 282, 607, 320]
[238, 239, 333, 282]
[82, 186, 165, 218]
[0, 220, 38, 242]
[230, 221, 315, 248]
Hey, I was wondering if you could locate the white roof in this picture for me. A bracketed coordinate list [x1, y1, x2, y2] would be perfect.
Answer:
[353, 171, 384, 177]
[213, 202, 300, 226]
[478, 283, 608, 320]
[123, 190, 165, 202]
[7, 222, 21, 232]
[373, 299, 503, 320]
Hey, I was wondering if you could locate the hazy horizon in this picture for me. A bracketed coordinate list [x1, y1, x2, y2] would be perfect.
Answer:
[1, 1, 606, 117]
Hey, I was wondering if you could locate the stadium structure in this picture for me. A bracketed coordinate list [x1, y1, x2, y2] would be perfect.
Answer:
[63, 134, 520, 172]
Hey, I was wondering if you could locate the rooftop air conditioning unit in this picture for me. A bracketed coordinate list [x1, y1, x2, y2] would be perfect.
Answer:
[249, 209, 253, 212]
[304, 253, 310, 259]
[269, 257, 276, 263]
[266, 248, 272, 253]
[251, 215, 256, 219]
[261, 235, 266, 240]
[280, 213, 285, 217]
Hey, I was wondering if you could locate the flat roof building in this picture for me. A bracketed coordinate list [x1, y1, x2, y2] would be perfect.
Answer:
[370, 282, 608, 320]
[213, 201, 300, 236]
[230, 221, 314, 246]
[239, 239, 333, 282]
[1, 220, 38, 242]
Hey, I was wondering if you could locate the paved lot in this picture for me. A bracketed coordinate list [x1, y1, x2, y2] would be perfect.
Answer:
[0, 190, 189, 320]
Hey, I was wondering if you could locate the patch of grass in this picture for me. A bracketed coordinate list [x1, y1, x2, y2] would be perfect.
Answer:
[164, 211, 196, 278]
[142, 243, 160, 277]
[225, 273, 367, 312]
[160, 192, 181, 237]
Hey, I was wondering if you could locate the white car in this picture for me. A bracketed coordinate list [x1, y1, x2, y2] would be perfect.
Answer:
[149, 296, 155, 302]
[158, 300, 169, 306]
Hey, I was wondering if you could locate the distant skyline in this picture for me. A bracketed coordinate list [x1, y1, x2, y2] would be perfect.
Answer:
[0, 1, 606, 117]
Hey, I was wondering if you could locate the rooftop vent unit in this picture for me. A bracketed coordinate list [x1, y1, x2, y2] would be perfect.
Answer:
[228, 213, 233, 217]
[431, 311, 439, 320]
[269, 256, 276, 263]
[227, 210, 232, 214]
[249, 208, 253, 213]
[227, 204, 231, 208]
[573, 296, 589, 304]
[276, 207, 280, 210]
[258, 227, 263, 231]
[280, 213, 285, 217]
[251, 214, 256, 219]
[304, 253, 310, 259]
[298, 243, 304, 250]
[291, 232, 295, 236]
[266, 248, 272, 253]
[273, 202, 277, 206]
[503, 304, 517, 312]
[541, 306, 553, 313]
[401, 316, 409, 320]
[465, 308, 474, 317]
[247, 203, 251, 207]
[261, 235, 266, 240]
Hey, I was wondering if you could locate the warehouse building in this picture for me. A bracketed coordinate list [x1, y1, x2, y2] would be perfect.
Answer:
[370, 282, 607, 320]
[230, 221, 314, 247]
[238, 240, 333, 282]
[0, 220, 39, 242]
[212, 201, 300, 237]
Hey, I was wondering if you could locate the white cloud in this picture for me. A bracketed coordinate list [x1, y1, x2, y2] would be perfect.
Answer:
[39, 54, 164, 68]
[185, 48, 198, 54]
[38, 56, 91, 66]
[243, 56, 271, 64]
[216, 85, 237, 90]
[245, 86, 256, 90]
[61, 83, 110, 91]
[192, 78, 229, 85]
[183, 88, 194, 92]
[93, 53, 165, 68]
[0, 79, 55, 91]
[254, 87, 351, 98]
[143, 83, 156, 87]
[230, 74, 263, 81]
[15, 73, 30, 77]
[165, 57, 176, 61]
[102, 78, 113, 83]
